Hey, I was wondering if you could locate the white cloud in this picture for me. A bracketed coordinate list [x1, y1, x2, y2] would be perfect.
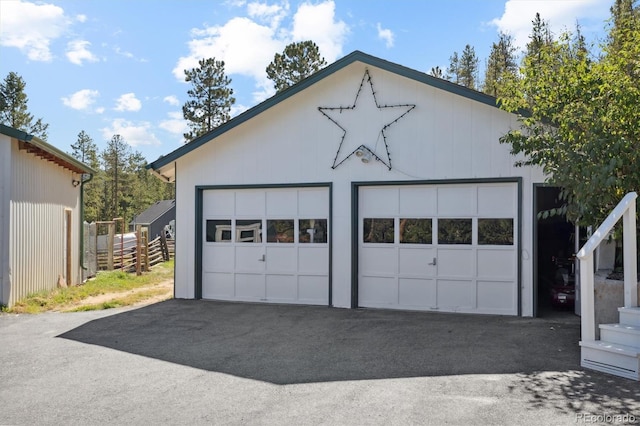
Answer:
[101, 119, 161, 147]
[159, 111, 188, 136]
[61, 89, 100, 111]
[66, 39, 99, 65]
[376, 23, 394, 48]
[163, 95, 180, 106]
[490, 0, 611, 50]
[173, 0, 348, 104]
[0, 0, 70, 61]
[114, 93, 142, 112]
[76, 14, 87, 23]
[247, 1, 289, 29]
[291, 1, 347, 63]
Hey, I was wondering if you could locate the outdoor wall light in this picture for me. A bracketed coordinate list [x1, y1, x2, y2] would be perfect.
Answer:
[355, 147, 372, 163]
[72, 179, 81, 187]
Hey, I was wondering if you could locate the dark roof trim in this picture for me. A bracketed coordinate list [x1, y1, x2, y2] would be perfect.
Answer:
[0, 124, 95, 175]
[148, 50, 501, 171]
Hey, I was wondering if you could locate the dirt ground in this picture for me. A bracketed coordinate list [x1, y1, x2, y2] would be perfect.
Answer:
[59, 279, 174, 311]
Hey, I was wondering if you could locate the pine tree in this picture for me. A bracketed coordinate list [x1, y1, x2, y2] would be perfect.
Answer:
[266, 40, 327, 92]
[429, 66, 444, 79]
[0, 72, 49, 139]
[182, 58, 235, 141]
[101, 135, 132, 221]
[70, 131, 102, 222]
[445, 52, 460, 83]
[458, 44, 479, 89]
[483, 32, 518, 98]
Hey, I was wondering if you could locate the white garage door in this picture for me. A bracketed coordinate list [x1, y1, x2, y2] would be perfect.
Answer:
[202, 187, 330, 305]
[358, 182, 518, 315]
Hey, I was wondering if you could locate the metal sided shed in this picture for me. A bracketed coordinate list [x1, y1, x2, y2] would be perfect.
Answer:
[149, 51, 547, 316]
[0, 124, 95, 307]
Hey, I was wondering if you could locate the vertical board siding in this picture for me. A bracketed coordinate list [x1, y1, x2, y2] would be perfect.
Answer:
[7, 140, 81, 306]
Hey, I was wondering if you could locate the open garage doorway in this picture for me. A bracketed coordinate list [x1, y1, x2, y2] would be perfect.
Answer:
[534, 186, 580, 318]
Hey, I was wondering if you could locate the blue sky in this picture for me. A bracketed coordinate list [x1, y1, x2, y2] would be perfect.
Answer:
[0, 0, 613, 164]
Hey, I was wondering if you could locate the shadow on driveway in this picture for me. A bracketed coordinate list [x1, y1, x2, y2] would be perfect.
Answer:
[59, 299, 587, 385]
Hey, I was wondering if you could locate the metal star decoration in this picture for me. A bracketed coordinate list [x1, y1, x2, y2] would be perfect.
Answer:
[318, 69, 415, 170]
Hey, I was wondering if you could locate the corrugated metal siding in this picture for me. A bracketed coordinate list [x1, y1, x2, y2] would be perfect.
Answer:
[8, 139, 81, 306]
[0, 136, 9, 306]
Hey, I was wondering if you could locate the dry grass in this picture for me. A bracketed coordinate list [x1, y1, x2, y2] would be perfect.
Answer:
[3, 260, 174, 314]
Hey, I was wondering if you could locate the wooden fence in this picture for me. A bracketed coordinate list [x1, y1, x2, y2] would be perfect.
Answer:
[94, 221, 174, 274]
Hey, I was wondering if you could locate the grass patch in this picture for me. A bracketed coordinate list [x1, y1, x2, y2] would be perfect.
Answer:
[4, 259, 174, 314]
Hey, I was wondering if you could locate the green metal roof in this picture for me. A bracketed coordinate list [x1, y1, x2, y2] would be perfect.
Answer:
[148, 50, 501, 171]
[0, 124, 96, 175]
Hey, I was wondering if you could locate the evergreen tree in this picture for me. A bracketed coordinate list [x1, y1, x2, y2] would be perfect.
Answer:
[458, 44, 479, 89]
[101, 135, 132, 221]
[182, 58, 235, 141]
[0, 72, 49, 139]
[483, 32, 518, 98]
[266, 40, 327, 92]
[445, 51, 460, 83]
[429, 66, 444, 79]
[70, 131, 102, 222]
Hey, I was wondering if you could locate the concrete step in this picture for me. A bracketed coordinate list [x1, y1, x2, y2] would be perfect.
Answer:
[580, 340, 640, 381]
[619, 307, 640, 326]
[599, 323, 640, 347]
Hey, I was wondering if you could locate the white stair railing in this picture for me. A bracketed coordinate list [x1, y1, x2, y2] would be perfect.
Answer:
[576, 192, 638, 341]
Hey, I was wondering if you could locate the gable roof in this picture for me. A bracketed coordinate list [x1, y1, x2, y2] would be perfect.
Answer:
[0, 124, 95, 175]
[130, 199, 175, 225]
[148, 50, 500, 174]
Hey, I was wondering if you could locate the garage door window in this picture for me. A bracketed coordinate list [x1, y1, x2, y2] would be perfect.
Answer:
[267, 220, 295, 243]
[299, 219, 328, 244]
[236, 219, 262, 243]
[206, 220, 232, 242]
[438, 219, 472, 245]
[400, 218, 432, 244]
[364, 218, 394, 243]
[478, 218, 514, 245]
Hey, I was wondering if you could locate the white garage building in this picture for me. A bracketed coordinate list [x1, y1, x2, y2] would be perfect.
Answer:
[149, 51, 546, 316]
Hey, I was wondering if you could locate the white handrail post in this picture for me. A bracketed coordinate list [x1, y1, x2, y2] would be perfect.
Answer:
[623, 199, 638, 308]
[580, 254, 596, 341]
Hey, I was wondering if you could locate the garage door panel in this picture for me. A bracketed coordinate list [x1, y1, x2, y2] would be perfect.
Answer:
[361, 246, 397, 275]
[235, 274, 265, 300]
[203, 246, 234, 272]
[477, 185, 516, 216]
[299, 276, 328, 304]
[359, 276, 397, 305]
[298, 189, 329, 217]
[203, 191, 235, 216]
[235, 246, 265, 271]
[477, 249, 515, 278]
[399, 247, 436, 277]
[202, 186, 329, 306]
[265, 246, 297, 272]
[399, 187, 436, 216]
[437, 249, 474, 278]
[266, 275, 297, 301]
[267, 191, 298, 216]
[361, 187, 398, 216]
[477, 280, 516, 313]
[437, 279, 475, 310]
[299, 247, 328, 274]
[399, 278, 436, 307]
[359, 182, 518, 315]
[437, 186, 474, 215]
[202, 273, 235, 299]
[235, 191, 266, 216]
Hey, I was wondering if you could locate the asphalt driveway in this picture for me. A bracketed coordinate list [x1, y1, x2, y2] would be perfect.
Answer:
[1, 299, 638, 425]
